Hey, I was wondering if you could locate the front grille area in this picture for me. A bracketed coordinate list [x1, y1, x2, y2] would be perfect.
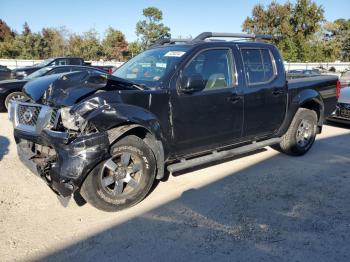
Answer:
[12, 102, 60, 134]
[49, 108, 60, 127]
[17, 104, 41, 126]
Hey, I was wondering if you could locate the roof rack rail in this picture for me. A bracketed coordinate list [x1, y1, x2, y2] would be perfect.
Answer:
[150, 38, 192, 47]
[193, 32, 272, 42]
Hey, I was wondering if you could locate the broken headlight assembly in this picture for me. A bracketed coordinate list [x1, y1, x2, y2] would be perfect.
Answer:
[60, 107, 86, 131]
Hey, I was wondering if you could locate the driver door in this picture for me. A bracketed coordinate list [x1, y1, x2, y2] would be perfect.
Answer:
[170, 47, 244, 157]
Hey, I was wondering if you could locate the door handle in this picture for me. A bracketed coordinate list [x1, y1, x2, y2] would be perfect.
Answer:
[228, 94, 243, 103]
[272, 89, 284, 96]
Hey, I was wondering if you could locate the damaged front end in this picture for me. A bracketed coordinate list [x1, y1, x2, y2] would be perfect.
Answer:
[8, 71, 117, 200]
[9, 100, 110, 198]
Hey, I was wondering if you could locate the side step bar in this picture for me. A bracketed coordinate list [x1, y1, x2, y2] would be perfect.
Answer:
[167, 137, 281, 173]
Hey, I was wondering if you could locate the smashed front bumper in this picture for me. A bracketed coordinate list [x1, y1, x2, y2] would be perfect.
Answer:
[14, 129, 110, 197]
[9, 101, 110, 197]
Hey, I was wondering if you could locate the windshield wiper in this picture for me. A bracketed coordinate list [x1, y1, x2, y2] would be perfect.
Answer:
[109, 75, 150, 90]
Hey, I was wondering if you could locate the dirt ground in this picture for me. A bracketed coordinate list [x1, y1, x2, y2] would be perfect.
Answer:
[0, 112, 350, 262]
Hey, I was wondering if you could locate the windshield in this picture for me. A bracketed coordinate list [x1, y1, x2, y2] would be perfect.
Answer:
[25, 67, 52, 80]
[36, 58, 54, 67]
[113, 46, 190, 88]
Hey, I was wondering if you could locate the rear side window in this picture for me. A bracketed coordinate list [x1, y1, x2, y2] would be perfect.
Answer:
[68, 58, 83, 65]
[241, 48, 276, 85]
[51, 59, 68, 66]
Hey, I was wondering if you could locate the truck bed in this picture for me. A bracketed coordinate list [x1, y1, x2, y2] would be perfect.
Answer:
[288, 74, 338, 118]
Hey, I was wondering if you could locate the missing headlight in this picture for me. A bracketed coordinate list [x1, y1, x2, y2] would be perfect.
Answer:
[60, 107, 85, 131]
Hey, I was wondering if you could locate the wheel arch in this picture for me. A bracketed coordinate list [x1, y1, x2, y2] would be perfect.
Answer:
[278, 89, 324, 136]
[106, 124, 165, 180]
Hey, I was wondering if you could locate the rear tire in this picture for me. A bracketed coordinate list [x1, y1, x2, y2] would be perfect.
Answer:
[81, 135, 156, 212]
[273, 108, 318, 156]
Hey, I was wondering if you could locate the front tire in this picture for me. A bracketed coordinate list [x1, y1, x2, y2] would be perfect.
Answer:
[81, 135, 156, 212]
[4, 91, 27, 110]
[274, 108, 318, 156]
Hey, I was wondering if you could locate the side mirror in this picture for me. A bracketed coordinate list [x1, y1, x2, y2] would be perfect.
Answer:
[180, 74, 205, 93]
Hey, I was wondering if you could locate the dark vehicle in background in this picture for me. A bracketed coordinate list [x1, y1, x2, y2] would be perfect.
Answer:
[11, 57, 85, 79]
[0, 65, 12, 80]
[92, 65, 116, 74]
[9, 32, 339, 212]
[0, 65, 108, 111]
[287, 69, 321, 79]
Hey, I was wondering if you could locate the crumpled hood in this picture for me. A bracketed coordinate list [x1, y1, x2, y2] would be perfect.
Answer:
[23, 71, 137, 107]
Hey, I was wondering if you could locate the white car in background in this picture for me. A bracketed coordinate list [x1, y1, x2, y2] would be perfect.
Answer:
[329, 86, 350, 124]
[340, 71, 350, 88]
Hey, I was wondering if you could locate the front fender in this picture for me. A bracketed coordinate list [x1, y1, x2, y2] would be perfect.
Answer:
[72, 96, 165, 142]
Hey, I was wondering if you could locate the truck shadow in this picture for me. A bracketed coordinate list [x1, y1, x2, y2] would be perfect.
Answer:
[37, 132, 350, 262]
[0, 135, 10, 161]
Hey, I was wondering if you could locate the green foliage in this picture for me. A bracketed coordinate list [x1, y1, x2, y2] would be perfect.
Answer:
[80, 29, 103, 60]
[102, 27, 128, 61]
[0, 19, 15, 42]
[242, 0, 348, 62]
[331, 19, 350, 61]
[67, 34, 84, 57]
[136, 7, 170, 50]
[127, 41, 142, 58]
[40, 27, 67, 58]
[0, 7, 171, 61]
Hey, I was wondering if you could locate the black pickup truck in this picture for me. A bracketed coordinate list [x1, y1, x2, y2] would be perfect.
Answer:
[8, 32, 339, 211]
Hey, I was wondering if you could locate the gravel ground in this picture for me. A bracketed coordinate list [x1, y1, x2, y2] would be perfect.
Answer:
[0, 112, 350, 262]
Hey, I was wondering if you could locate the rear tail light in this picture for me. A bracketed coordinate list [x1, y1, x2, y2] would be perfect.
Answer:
[336, 80, 341, 99]
[108, 68, 112, 74]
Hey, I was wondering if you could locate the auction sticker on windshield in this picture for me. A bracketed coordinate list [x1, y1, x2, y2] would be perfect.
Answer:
[164, 51, 186, 57]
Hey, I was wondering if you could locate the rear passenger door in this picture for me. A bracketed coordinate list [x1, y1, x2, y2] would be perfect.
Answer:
[240, 47, 287, 138]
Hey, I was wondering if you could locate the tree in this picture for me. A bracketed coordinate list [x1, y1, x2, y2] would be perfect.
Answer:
[136, 7, 170, 50]
[67, 33, 84, 57]
[40, 27, 67, 58]
[81, 29, 103, 60]
[16, 22, 42, 59]
[127, 41, 142, 58]
[22, 22, 31, 36]
[332, 19, 350, 61]
[0, 19, 15, 42]
[243, 0, 325, 62]
[102, 27, 128, 60]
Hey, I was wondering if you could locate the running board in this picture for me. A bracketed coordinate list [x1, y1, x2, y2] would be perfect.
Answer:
[167, 137, 281, 173]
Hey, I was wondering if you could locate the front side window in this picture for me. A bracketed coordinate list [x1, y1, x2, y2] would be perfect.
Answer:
[113, 46, 190, 88]
[182, 49, 234, 91]
[241, 48, 276, 85]
[36, 58, 54, 67]
[50, 59, 68, 66]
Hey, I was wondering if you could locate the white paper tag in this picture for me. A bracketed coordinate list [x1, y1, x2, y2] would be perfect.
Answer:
[164, 51, 186, 57]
